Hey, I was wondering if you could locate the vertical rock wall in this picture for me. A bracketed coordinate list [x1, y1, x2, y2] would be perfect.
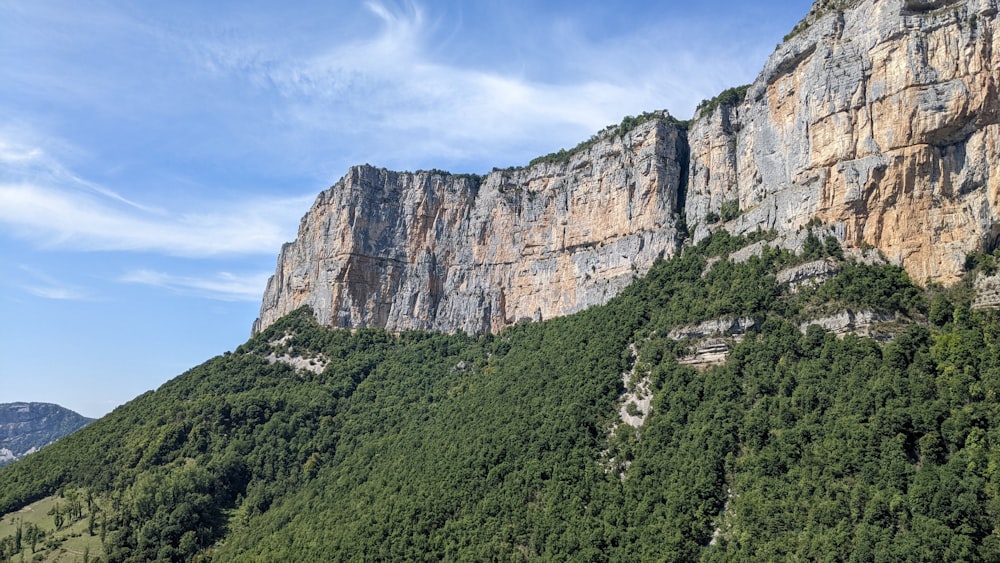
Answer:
[686, 0, 1000, 284]
[256, 0, 1000, 334]
[254, 119, 686, 334]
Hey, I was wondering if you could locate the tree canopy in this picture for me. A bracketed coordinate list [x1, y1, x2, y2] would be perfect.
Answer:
[1, 230, 998, 561]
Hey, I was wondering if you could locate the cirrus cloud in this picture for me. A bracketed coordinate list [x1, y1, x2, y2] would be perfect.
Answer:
[0, 181, 311, 257]
[0, 133, 312, 257]
[120, 269, 270, 302]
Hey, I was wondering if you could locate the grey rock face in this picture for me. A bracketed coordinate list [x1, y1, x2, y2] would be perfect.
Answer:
[667, 317, 758, 341]
[776, 258, 842, 291]
[686, 0, 1000, 284]
[799, 310, 897, 336]
[256, 0, 1000, 334]
[973, 272, 1000, 308]
[677, 341, 732, 371]
[255, 119, 686, 334]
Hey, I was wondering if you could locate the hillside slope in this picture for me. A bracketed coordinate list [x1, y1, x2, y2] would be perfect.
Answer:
[4, 2, 1000, 560]
[2, 232, 998, 561]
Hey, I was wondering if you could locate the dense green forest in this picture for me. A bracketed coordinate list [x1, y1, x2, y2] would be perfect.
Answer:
[1, 231, 999, 561]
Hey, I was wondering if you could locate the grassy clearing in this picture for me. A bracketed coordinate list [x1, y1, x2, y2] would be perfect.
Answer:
[0, 492, 105, 562]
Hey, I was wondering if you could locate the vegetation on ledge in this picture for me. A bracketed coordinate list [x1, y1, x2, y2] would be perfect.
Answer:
[783, 0, 862, 41]
[414, 169, 486, 187]
[527, 110, 688, 168]
[695, 85, 751, 117]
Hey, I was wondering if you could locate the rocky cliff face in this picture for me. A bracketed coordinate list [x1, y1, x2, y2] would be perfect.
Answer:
[687, 0, 1000, 284]
[256, 0, 1000, 334]
[255, 119, 686, 334]
[0, 403, 93, 466]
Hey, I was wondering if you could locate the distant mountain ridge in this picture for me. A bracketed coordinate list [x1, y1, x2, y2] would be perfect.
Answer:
[0, 402, 94, 466]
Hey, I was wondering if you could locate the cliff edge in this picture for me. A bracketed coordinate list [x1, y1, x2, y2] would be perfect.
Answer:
[254, 118, 687, 334]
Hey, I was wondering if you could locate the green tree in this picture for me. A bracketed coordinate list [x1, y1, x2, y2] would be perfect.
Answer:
[25, 523, 40, 554]
[49, 503, 64, 529]
[824, 235, 844, 259]
[803, 231, 824, 259]
[929, 295, 953, 326]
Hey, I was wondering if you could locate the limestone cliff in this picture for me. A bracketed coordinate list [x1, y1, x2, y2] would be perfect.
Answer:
[254, 119, 686, 334]
[256, 0, 1000, 334]
[687, 0, 1000, 284]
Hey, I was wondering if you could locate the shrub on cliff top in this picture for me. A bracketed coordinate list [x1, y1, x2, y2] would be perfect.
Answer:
[695, 84, 750, 116]
[528, 110, 686, 168]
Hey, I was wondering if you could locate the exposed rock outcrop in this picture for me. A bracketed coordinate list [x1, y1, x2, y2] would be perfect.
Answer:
[255, 119, 686, 334]
[617, 345, 652, 429]
[263, 332, 329, 374]
[678, 341, 732, 370]
[667, 317, 758, 340]
[777, 258, 842, 291]
[687, 0, 1000, 284]
[973, 271, 1000, 308]
[669, 318, 756, 370]
[799, 310, 897, 336]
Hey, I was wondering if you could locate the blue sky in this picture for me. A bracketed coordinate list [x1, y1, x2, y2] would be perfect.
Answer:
[0, 0, 812, 418]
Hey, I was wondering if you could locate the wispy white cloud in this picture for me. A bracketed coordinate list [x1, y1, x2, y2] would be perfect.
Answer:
[0, 182, 311, 256]
[0, 135, 162, 214]
[0, 133, 313, 257]
[24, 285, 89, 301]
[179, 2, 716, 168]
[5, 1, 790, 180]
[287, 5, 636, 130]
[17, 265, 92, 301]
[172, 1, 784, 172]
[120, 269, 270, 302]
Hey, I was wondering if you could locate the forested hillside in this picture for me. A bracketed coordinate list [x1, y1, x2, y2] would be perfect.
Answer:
[1, 231, 998, 561]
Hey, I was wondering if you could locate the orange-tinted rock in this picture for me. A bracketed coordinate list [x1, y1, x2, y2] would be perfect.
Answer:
[254, 119, 687, 334]
[687, 0, 1000, 285]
